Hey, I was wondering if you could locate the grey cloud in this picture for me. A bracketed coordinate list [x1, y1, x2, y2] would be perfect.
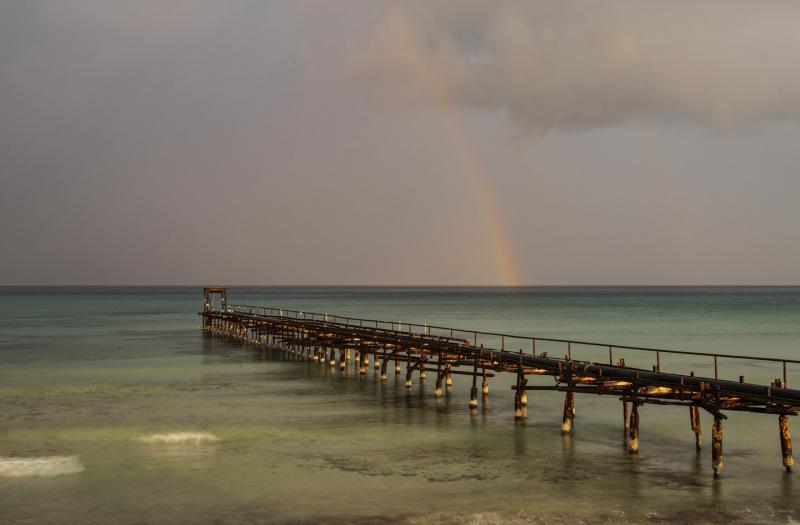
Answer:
[2, 1, 800, 285]
[354, 1, 800, 132]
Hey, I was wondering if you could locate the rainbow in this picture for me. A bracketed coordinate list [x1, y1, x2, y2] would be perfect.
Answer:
[439, 107, 523, 286]
[382, 8, 523, 286]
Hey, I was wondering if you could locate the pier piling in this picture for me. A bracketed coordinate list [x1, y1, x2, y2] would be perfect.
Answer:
[690, 405, 702, 450]
[561, 391, 575, 434]
[628, 403, 640, 454]
[200, 288, 800, 478]
[780, 414, 794, 472]
[712, 413, 724, 477]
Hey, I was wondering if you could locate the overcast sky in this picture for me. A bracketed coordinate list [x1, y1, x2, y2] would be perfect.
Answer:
[2, 0, 800, 285]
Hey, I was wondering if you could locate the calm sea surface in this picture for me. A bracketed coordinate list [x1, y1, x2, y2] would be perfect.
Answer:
[1, 286, 799, 524]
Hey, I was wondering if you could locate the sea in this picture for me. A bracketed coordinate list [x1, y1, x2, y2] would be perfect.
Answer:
[0, 286, 798, 524]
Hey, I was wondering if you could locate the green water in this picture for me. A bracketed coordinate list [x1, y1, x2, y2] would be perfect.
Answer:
[1, 287, 799, 524]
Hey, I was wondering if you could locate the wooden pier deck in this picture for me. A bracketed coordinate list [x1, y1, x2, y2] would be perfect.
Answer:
[200, 287, 798, 477]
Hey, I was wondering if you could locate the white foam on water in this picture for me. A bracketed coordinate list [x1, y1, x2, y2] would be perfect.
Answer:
[404, 511, 578, 525]
[406, 512, 526, 525]
[136, 432, 220, 445]
[0, 456, 84, 478]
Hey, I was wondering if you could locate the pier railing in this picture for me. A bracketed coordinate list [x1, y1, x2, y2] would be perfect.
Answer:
[200, 288, 800, 477]
[227, 303, 797, 387]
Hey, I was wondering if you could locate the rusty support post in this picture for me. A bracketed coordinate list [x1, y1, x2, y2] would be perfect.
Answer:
[469, 359, 479, 409]
[712, 412, 724, 477]
[359, 346, 367, 375]
[780, 414, 794, 473]
[380, 349, 388, 380]
[405, 361, 413, 388]
[622, 399, 630, 446]
[561, 391, 575, 434]
[628, 402, 640, 454]
[435, 359, 444, 398]
[690, 405, 702, 450]
[623, 400, 629, 430]
[514, 367, 527, 419]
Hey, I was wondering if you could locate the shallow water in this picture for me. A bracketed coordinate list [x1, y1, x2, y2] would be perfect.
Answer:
[0, 286, 798, 524]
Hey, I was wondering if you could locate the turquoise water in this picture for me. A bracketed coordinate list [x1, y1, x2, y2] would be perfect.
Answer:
[0, 286, 799, 524]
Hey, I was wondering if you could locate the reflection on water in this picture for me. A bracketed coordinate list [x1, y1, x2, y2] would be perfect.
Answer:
[0, 287, 799, 523]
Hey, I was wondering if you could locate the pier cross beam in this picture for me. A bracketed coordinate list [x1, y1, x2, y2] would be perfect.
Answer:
[199, 288, 800, 477]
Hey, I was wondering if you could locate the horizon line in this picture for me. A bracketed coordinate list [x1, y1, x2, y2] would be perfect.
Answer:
[2, 283, 800, 288]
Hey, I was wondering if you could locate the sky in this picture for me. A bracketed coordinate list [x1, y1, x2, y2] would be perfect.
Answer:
[2, 0, 800, 285]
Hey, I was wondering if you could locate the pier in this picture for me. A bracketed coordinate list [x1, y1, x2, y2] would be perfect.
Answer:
[200, 287, 799, 478]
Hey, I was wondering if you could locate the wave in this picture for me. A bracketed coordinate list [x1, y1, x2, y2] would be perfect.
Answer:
[136, 432, 220, 445]
[0, 455, 84, 478]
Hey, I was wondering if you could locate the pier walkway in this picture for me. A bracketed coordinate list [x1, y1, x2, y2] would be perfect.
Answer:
[200, 287, 798, 477]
